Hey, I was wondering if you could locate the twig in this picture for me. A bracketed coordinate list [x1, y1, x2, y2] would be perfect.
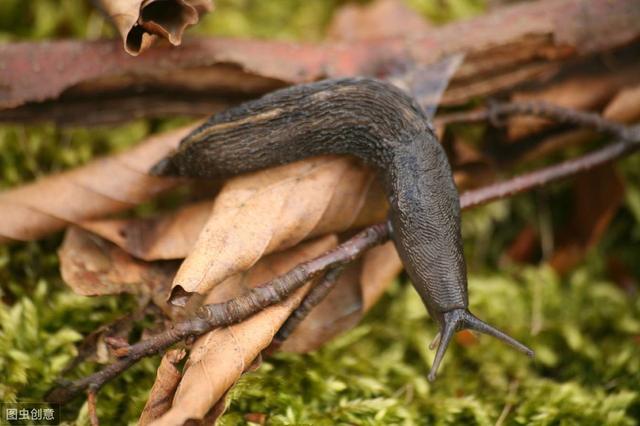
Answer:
[87, 388, 100, 426]
[436, 101, 633, 140]
[47, 106, 639, 406]
[459, 136, 639, 209]
[273, 266, 346, 344]
[46, 224, 389, 404]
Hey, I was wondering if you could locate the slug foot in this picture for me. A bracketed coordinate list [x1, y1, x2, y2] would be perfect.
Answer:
[427, 308, 534, 382]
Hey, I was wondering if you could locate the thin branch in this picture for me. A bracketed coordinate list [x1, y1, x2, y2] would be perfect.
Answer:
[46, 105, 639, 406]
[436, 101, 633, 140]
[273, 266, 346, 344]
[87, 388, 100, 426]
[460, 136, 639, 209]
[46, 224, 389, 404]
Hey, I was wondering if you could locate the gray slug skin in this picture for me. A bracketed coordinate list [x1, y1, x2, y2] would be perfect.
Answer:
[151, 78, 533, 380]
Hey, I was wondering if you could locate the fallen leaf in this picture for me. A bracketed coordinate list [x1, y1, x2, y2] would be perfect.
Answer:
[93, 0, 213, 55]
[80, 200, 214, 261]
[168, 156, 386, 303]
[604, 84, 640, 123]
[282, 241, 402, 353]
[149, 235, 337, 425]
[59, 226, 177, 296]
[0, 125, 195, 244]
[139, 349, 187, 426]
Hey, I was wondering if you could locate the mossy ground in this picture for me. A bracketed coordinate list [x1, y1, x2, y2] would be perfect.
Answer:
[1, 1, 639, 425]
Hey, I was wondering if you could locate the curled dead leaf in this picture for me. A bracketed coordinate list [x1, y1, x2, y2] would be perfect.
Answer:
[58, 226, 181, 318]
[93, 0, 213, 55]
[149, 235, 338, 425]
[139, 349, 187, 425]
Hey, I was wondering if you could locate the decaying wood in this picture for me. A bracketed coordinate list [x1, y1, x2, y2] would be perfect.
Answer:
[1, 0, 638, 122]
[92, 0, 213, 56]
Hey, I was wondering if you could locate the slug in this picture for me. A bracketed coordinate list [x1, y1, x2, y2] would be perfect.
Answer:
[150, 77, 534, 381]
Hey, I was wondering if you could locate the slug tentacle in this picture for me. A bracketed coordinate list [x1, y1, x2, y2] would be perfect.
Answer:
[150, 77, 534, 380]
[427, 308, 534, 382]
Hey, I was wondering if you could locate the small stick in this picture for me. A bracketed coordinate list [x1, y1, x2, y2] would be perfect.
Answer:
[46, 225, 389, 404]
[87, 387, 100, 426]
[459, 136, 639, 209]
[274, 266, 345, 344]
[436, 100, 633, 140]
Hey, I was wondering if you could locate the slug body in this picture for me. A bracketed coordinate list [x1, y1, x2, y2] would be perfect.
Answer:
[152, 78, 533, 380]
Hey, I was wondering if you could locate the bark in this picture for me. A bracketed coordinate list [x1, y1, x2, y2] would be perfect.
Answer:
[1, 0, 638, 123]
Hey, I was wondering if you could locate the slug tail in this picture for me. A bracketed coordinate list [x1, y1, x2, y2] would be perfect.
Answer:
[427, 309, 534, 382]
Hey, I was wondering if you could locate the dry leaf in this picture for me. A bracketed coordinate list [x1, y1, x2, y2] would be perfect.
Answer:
[149, 235, 338, 425]
[168, 156, 386, 303]
[80, 200, 213, 261]
[139, 349, 187, 426]
[93, 0, 213, 55]
[282, 241, 402, 353]
[604, 84, 640, 123]
[0, 125, 196, 244]
[58, 226, 177, 298]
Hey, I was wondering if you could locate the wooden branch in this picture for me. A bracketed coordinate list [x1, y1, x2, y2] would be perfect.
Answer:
[273, 266, 346, 344]
[437, 101, 633, 139]
[45, 225, 389, 404]
[87, 388, 100, 426]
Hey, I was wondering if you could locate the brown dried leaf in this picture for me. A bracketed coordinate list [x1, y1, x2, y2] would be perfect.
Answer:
[94, 0, 213, 55]
[80, 201, 213, 261]
[0, 125, 195, 244]
[149, 235, 337, 425]
[139, 349, 187, 426]
[282, 241, 402, 353]
[168, 156, 387, 303]
[604, 84, 640, 123]
[59, 226, 177, 297]
[327, 0, 430, 41]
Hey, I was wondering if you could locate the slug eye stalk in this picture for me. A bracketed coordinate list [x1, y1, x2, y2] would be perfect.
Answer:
[427, 309, 534, 382]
